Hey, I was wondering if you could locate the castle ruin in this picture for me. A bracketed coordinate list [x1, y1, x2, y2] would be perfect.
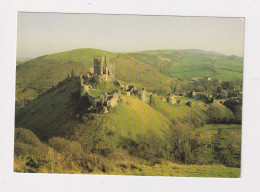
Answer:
[93, 55, 115, 82]
[67, 55, 154, 113]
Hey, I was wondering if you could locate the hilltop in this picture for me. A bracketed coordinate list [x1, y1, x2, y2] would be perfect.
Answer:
[15, 48, 243, 106]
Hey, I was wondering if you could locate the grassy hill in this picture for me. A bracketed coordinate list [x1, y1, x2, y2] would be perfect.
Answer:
[15, 48, 243, 105]
[15, 78, 170, 143]
[107, 96, 171, 139]
[15, 79, 81, 140]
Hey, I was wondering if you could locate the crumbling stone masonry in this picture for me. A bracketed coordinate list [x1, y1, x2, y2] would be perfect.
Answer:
[167, 94, 177, 104]
[93, 55, 115, 82]
[137, 88, 146, 102]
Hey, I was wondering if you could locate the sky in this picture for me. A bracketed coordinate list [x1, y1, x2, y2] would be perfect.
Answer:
[17, 12, 245, 58]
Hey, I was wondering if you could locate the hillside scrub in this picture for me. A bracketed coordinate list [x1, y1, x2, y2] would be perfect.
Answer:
[168, 124, 241, 167]
[14, 126, 241, 175]
[207, 101, 235, 123]
[14, 128, 50, 156]
[168, 123, 216, 165]
[48, 137, 83, 158]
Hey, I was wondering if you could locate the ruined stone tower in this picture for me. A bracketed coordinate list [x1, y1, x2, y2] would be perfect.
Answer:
[93, 55, 115, 81]
[137, 88, 146, 102]
[93, 55, 104, 75]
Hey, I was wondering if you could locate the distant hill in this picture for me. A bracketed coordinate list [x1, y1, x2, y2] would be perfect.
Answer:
[126, 49, 243, 80]
[16, 58, 32, 65]
[15, 48, 243, 104]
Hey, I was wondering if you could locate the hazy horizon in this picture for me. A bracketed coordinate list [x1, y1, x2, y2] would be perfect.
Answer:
[17, 13, 245, 58]
[16, 48, 243, 60]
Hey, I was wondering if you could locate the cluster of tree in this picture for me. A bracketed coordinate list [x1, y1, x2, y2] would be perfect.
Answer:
[14, 122, 241, 174]
[117, 123, 241, 168]
[168, 123, 241, 167]
[171, 78, 242, 99]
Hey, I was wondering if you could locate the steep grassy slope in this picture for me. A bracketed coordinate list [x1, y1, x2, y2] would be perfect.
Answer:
[15, 48, 243, 105]
[107, 96, 171, 140]
[15, 79, 81, 140]
[152, 100, 208, 124]
[15, 78, 171, 144]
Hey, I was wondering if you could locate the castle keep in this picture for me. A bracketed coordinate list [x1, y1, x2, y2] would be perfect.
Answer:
[93, 55, 115, 82]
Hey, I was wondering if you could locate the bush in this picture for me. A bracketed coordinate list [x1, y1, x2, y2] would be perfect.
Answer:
[79, 153, 104, 172]
[119, 131, 166, 162]
[168, 123, 216, 164]
[14, 128, 50, 157]
[168, 123, 194, 163]
[48, 137, 83, 158]
[214, 126, 241, 167]
[207, 101, 235, 123]
[15, 128, 42, 146]
[25, 155, 49, 169]
[168, 123, 241, 167]
[14, 141, 49, 157]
